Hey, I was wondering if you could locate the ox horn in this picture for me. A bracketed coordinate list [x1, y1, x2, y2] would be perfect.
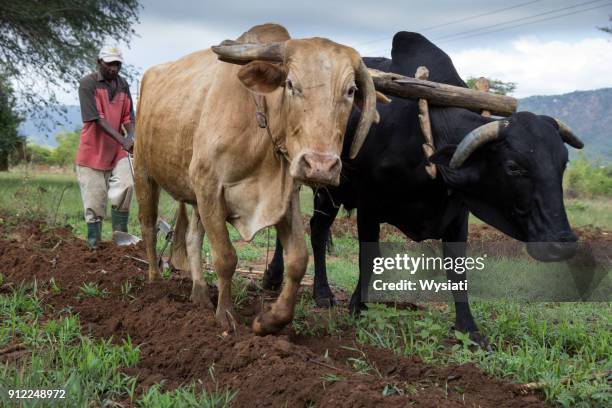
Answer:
[449, 120, 507, 169]
[349, 60, 379, 159]
[554, 119, 584, 149]
[211, 40, 285, 64]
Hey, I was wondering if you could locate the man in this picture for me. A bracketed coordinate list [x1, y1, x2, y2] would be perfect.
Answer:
[76, 45, 135, 249]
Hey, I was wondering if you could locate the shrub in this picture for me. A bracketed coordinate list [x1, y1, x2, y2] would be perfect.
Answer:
[564, 153, 612, 197]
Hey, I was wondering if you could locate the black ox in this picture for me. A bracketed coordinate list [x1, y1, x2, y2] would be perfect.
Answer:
[263, 32, 584, 347]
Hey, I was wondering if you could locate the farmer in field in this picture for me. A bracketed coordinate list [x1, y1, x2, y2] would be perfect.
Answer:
[75, 45, 135, 249]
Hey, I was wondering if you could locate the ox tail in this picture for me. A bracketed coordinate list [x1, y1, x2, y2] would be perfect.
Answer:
[169, 201, 190, 272]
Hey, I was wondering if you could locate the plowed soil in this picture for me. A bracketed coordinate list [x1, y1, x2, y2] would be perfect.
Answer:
[0, 218, 564, 407]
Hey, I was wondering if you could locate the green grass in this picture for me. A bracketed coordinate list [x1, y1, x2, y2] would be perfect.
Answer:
[78, 282, 109, 298]
[0, 170, 177, 242]
[137, 382, 235, 408]
[345, 302, 612, 407]
[0, 284, 235, 407]
[1, 170, 611, 407]
[564, 197, 612, 229]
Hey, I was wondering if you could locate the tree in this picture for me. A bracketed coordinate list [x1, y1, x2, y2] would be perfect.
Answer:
[0, 75, 23, 171]
[0, 1, 141, 118]
[466, 77, 517, 96]
[53, 130, 80, 167]
[26, 144, 54, 166]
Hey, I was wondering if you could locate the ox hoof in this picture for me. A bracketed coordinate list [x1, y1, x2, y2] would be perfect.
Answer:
[262, 268, 283, 291]
[216, 307, 237, 332]
[469, 331, 493, 353]
[348, 299, 367, 316]
[314, 287, 336, 308]
[252, 310, 287, 336]
[190, 284, 214, 310]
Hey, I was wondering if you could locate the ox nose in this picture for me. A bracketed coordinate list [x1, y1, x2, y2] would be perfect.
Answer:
[296, 152, 341, 186]
[526, 231, 578, 262]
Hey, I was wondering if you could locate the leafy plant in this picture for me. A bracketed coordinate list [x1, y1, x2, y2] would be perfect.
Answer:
[79, 282, 108, 298]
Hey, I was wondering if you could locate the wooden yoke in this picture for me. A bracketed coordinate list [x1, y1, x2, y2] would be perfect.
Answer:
[415, 66, 437, 179]
[474, 77, 491, 117]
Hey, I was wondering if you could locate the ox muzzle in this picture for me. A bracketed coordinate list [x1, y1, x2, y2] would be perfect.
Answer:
[291, 151, 341, 186]
[526, 231, 578, 262]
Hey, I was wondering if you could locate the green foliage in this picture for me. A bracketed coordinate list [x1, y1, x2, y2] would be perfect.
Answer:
[0, 75, 23, 171]
[0, 1, 141, 118]
[79, 282, 109, 298]
[353, 302, 611, 407]
[565, 153, 612, 197]
[21, 130, 80, 167]
[26, 144, 55, 165]
[137, 382, 236, 408]
[0, 285, 141, 407]
[466, 77, 517, 96]
[53, 130, 80, 167]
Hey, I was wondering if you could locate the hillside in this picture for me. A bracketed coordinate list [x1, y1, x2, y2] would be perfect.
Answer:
[18, 105, 82, 148]
[18, 88, 611, 162]
[518, 88, 612, 162]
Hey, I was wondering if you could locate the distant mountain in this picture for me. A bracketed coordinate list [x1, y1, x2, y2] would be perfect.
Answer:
[518, 88, 611, 163]
[18, 89, 611, 162]
[18, 105, 82, 148]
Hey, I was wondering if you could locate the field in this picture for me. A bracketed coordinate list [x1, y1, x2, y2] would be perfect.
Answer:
[0, 169, 611, 407]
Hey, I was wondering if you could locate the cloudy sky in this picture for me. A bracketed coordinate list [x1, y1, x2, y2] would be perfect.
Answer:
[63, 0, 612, 102]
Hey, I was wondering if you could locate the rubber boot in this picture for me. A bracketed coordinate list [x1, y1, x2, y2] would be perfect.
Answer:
[87, 221, 102, 250]
[111, 208, 129, 233]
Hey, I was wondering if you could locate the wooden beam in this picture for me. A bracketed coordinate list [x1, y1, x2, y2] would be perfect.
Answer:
[415, 66, 436, 179]
[474, 77, 492, 117]
[369, 69, 517, 117]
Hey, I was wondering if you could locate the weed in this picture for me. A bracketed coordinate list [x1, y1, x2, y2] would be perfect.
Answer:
[321, 373, 345, 382]
[121, 280, 133, 296]
[79, 282, 108, 298]
[49, 277, 60, 294]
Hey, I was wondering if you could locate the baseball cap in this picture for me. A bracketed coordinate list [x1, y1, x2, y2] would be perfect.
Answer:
[99, 45, 123, 63]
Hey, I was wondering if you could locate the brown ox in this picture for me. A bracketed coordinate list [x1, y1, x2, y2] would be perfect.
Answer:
[134, 24, 378, 335]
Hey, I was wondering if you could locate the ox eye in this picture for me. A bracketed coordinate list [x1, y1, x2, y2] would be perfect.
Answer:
[285, 79, 300, 96]
[506, 160, 526, 176]
[347, 85, 357, 98]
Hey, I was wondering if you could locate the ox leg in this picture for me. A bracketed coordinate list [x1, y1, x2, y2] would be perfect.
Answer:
[197, 204, 238, 330]
[169, 202, 191, 273]
[135, 174, 161, 282]
[253, 193, 308, 335]
[443, 215, 491, 351]
[349, 209, 380, 315]
[187, 206, 213, 309]
[263, 237, 284, 291]
[310, 190, 340, 308]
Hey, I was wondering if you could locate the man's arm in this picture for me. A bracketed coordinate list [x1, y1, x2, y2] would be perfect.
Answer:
[118, 84, 136, 152]
[96, 118, 133, 153]
[79, 77, 133, 153]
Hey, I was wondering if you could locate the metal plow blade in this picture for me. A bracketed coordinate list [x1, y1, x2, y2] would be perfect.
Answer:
[112, 231, 142, 246]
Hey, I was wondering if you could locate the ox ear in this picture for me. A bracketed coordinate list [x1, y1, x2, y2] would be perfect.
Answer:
[237, 61, 287, 94]
[428, 145, 457, 167]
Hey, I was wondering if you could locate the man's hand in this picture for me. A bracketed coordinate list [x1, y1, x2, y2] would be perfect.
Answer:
[122, 137, 134, 153]
[122, 122, 135, 154]
[96, 118, 135, 153]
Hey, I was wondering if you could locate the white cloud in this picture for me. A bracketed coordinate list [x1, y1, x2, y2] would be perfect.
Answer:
[124, 17, 236, 73]
[450, 37, 612, 97]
